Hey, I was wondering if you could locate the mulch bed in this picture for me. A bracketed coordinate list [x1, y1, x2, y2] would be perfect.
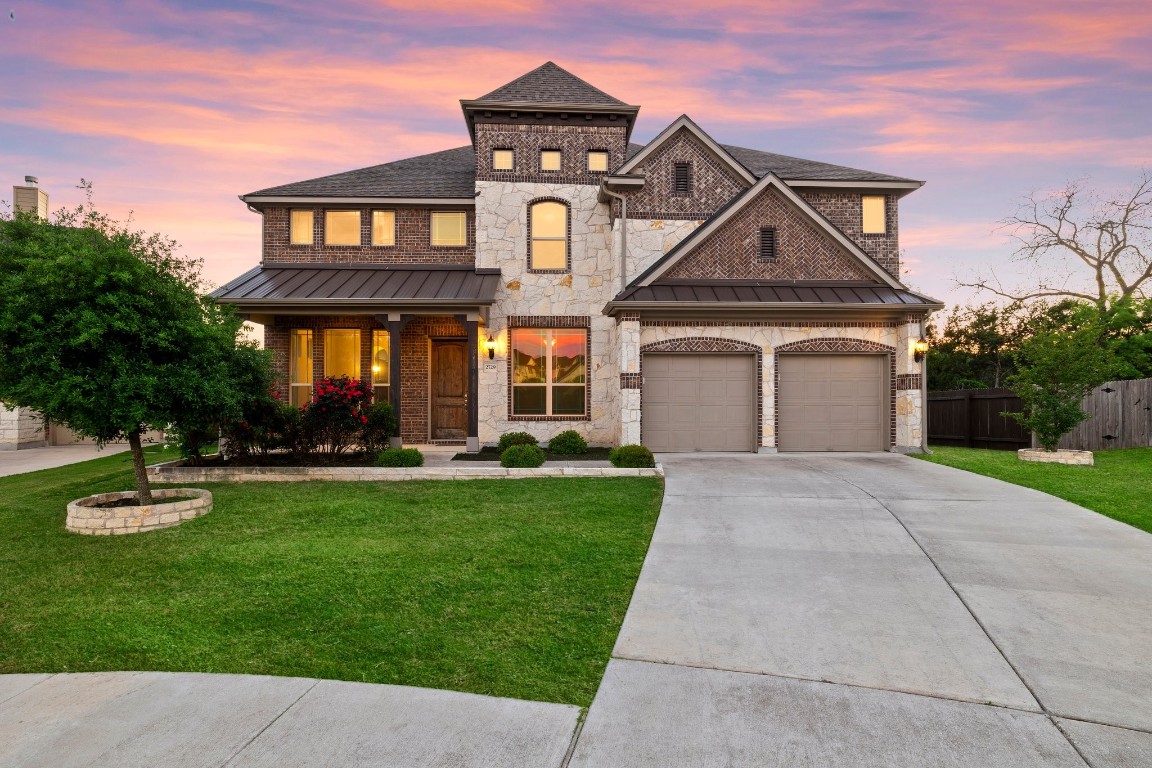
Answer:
[452, 447, 614, 462]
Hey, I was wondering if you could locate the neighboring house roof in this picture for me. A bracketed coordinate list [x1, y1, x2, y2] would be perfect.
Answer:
[212, 264, 501, 311]
[630, 172, 906, 289]
[240, 147, 477, 203]
[473, 61, 629, 107]
[608, 280, 943, 311]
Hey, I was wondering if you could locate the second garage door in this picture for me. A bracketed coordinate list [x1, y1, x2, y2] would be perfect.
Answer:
[777, 354, 887, 451]
[642, 353, 755, 452]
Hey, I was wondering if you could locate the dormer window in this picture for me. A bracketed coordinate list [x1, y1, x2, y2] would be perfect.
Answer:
[492, 149, 514, 171]
[587, 151, 608, 173]
[540, 150, 562, 172]
[862, 196, 886, 234]
[673, 162, 692, 195]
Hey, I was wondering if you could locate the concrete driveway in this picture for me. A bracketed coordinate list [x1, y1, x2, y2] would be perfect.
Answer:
[568, 453, 1152, 768]
[3, 453, 1151, 766]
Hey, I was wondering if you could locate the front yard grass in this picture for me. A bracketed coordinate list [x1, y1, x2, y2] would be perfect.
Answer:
[0, 448, 663, 706]
[914, 446, 1152, 534]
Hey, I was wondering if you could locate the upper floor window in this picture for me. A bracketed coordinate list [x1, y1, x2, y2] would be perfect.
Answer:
[492, 149, 514, 171]
[371, 210, 395, 246]
[540, 150, 562, 172]
[587, 150, 608, 173]
[290, 210, 314, 245]
[862, 196, 886, 234]
[431, 211, 467, 246]
[673, 162, 692, 195]
[325, 211, 361, 246]
[529, 200, 568, 271]
[759, 227, 778, 261]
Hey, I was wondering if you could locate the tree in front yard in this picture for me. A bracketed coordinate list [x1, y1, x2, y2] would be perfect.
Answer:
[1004, 311, 1127, 451]
[0, 194, 271, 503]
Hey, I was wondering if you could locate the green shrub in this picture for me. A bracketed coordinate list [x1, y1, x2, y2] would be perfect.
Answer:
[360, 402, 397, 454]
[375, 447, 424, 467]
[497, 431, 539, 452]
[501, 444, 546, 468]
[609, 445, 655, 468]
[548, 429, 588, 455]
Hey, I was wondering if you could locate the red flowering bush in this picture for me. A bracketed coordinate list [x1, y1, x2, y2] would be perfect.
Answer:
[301, 376, 373, 456]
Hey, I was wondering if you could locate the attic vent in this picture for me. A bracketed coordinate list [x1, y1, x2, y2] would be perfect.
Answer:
[759, 227, 778, 261]
[673, 162, 691, 195]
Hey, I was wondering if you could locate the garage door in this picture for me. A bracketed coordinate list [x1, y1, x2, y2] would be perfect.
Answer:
[642, 354, 755, 452]
[777, 354, 886, 451]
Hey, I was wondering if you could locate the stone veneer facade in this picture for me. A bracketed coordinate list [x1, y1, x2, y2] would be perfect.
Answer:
[0, 405, 46, 450]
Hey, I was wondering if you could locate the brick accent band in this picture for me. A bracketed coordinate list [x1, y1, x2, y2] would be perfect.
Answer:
[640, 320, 899, 328]
[620, 373, 642, 390]
[896, 373, 922, 391]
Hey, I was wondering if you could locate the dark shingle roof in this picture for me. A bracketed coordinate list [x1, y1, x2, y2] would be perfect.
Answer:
[244, 146, 476, 198]
[475, 61, 627, 106]
[721, 144, 916, 183]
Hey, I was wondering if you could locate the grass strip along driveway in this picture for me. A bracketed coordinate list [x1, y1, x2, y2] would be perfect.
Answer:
[0, 448, 663, 707]
[915, 446, 1152, 534]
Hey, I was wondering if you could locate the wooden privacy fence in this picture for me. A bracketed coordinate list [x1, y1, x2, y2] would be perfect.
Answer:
[928, 379, 1152, 451]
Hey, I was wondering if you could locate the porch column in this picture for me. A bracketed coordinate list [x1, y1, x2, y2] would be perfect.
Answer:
[618, 312, 642, 446]
[466, 318, 479, 452]
[388, 316, 404, 447]
[895, 313, 925, 453]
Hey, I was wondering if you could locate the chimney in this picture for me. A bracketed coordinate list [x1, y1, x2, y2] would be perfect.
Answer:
[13, 176, 49, 219]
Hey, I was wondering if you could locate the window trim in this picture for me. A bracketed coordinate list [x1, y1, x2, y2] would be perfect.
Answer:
[587, 149, 609, 173]
[289, 209, 314, 246]
[323, 328, 361, 380]
[508, 326, 590, 420]
[540, 149, 562, 172]
[492, 148, 515, 171]
[288, 328, 313, 407]
[430, 211, 468, 247]
[527, 198, 570, 273]
[862, 195, 887, 234]
[324, 210, 362, 247]
[371, 210, 396, 247]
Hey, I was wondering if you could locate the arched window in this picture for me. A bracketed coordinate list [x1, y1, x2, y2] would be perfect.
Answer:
[529, 200, 568, 271]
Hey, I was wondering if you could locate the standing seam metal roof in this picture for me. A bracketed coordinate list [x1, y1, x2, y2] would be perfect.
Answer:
[211, 265, 501, 304]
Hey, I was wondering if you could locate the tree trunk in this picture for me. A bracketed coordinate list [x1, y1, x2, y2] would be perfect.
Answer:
[127, 429, 153, 505]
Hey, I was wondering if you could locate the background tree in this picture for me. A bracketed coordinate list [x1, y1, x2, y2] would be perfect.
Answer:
[960, 173, 1152, 306]
[0, 196, 271, 503]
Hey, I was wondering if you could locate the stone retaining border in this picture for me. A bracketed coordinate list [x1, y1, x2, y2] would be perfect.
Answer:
[66, 488, 213, 535]
[147, 462, 664, 483]
[1018, 448, 1095, 466]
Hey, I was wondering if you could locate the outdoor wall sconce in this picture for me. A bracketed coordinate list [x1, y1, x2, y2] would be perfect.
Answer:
[485, 335, 497, 360]
[913, 337, 929, 363]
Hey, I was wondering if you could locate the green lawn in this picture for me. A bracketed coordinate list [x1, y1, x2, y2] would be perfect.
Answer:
[914, 446, 1152, 534]
[0, 448, 663, 706]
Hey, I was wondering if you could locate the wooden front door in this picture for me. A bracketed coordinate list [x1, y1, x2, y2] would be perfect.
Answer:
[431, 339, 467, 440]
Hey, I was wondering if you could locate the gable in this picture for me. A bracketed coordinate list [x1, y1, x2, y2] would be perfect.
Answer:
[625, 127, 752, 221]
[660, 186, 875, 282]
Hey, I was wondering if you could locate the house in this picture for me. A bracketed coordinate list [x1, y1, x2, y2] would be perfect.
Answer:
[213, 62, 942, 453]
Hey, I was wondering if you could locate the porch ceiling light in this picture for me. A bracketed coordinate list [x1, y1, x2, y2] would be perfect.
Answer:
[913, 337, 929, 363]
[485, 334, 497, 360]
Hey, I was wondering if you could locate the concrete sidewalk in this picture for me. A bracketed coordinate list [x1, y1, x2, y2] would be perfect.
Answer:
[568, 453, 1152, 767]
[0, 672, 580, 768]
[0, 444, 130, 478]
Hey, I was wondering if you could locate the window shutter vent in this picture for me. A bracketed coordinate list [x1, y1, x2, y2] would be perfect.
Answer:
[673, 162, 691, 194]
[759, 227, 777, 261]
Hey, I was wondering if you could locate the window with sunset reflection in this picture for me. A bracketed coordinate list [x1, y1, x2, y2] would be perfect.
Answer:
[511, 328, 586, 416]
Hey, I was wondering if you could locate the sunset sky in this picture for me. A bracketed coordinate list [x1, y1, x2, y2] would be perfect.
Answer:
[3, 0, 1150, 308]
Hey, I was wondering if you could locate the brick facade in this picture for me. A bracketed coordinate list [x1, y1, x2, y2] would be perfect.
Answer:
[262, 206, 475, 265]
[800, 191, 900, 278]
[662, 187, 875, 281]
[474, 123, 627, 186]
[266, 314, 466, 444]
[620, 128, 749, 221]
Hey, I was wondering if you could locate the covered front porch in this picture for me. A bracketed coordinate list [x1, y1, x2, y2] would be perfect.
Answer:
[211, 265, 500, 450]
